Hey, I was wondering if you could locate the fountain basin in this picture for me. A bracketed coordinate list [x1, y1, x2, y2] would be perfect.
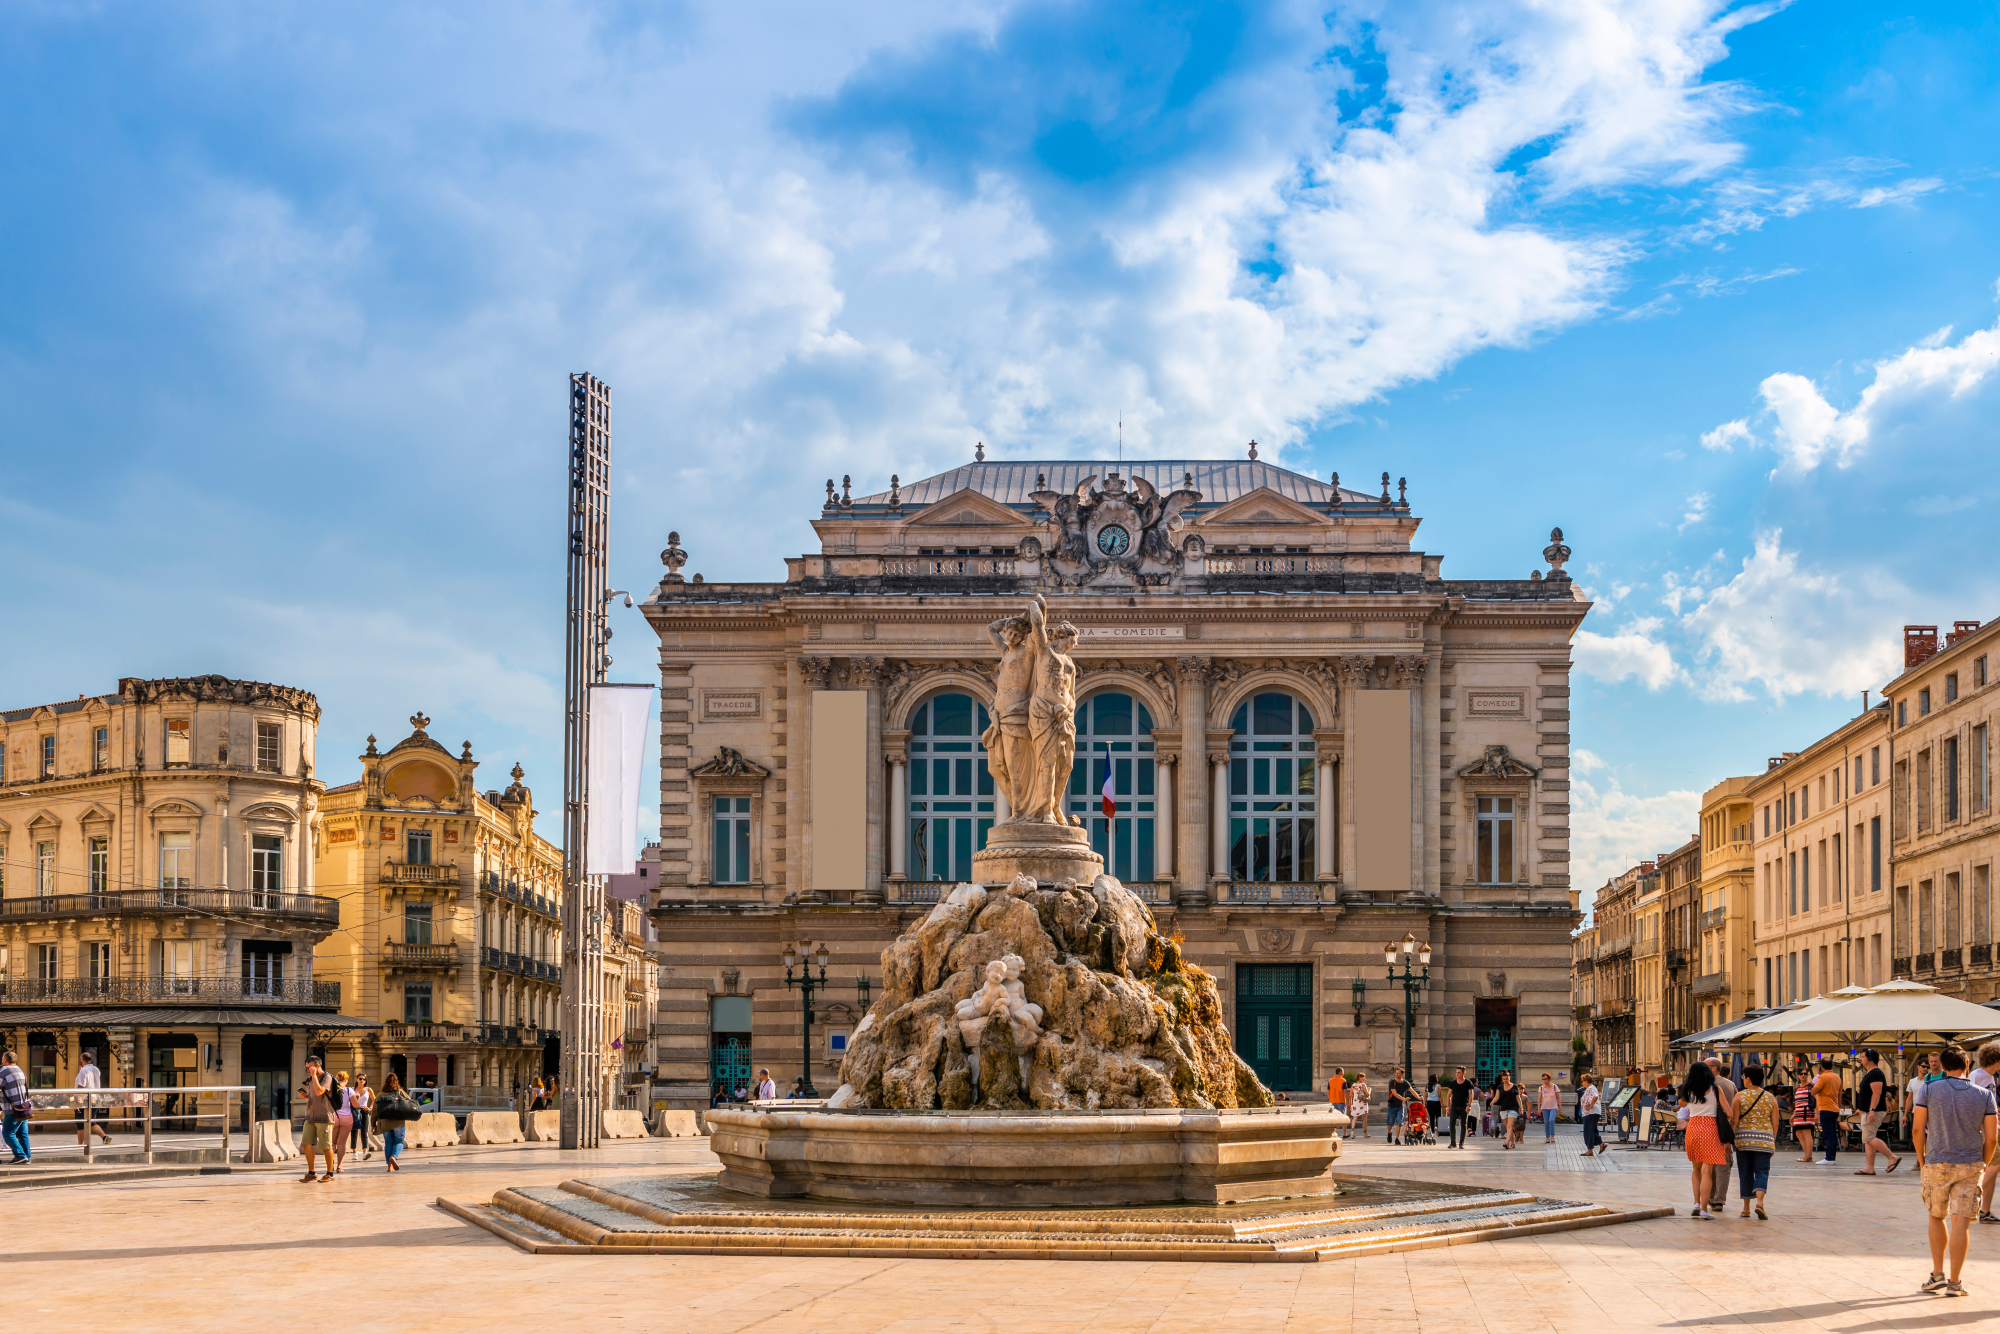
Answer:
[706, 1105, 1344, 1207]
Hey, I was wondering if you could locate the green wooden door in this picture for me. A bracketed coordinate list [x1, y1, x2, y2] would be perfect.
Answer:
[1236, 964, 1313, 1091]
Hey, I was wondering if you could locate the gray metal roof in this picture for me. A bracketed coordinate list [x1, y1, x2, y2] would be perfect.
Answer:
[849, 460, 1381, 510]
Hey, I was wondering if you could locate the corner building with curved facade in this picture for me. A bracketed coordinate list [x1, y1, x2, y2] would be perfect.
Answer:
[643, 457, 1589, 1108]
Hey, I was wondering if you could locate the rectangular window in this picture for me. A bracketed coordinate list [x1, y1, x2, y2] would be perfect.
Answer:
[159, 831, 192, 898]
[1871, 816, 1882, 892]
[1872, 747, 1880, 786]
[251, 834, 283, 902]
[1919, 879, 1935, 953]
[41, 735, 55, 777]
[88, 837, 108, 896]
[1789, 852, 1797, 915]
[1802, 846, 1811, 910]
[165, 719, 190, 766]
[1920, 688, 1932, 717]
[85, 941, 111, 991]
[1916, 749, 1933, 832]
[405, 828, 432, 866]
[256, 721, 281, 772]
[93, 726, 108, 770]
[1976, 724, 1991, 814]
[1763, 956, 1772, 1007]
[1895, 885, 1910, 958]
[713, 797, 753, 884]
[36, 840, 55, 896]
[1946, 871, 1962, 948]
[1976, 865, 1992, 945]
[37, 943, 58, 986]
[1475, 795, 1515, 884]
[1801, 949, 1810, 998]
[1978, 656, 1989, 688]
[1898, 701, 1908, 728]
[1945, 736, 1960, 822]
[404, 982, 433, 1023]
[1945, 673, 1959, 704]
[1831, 833, 1841, 900]
[406, 901, 434, 945]
[1764, 805, 1771, 838]
[1855, 756, 1864, 793]
[242, 948, 285, 996]
[0, 742, 6, 784]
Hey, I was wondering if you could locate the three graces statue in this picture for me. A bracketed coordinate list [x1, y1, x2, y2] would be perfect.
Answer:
[980, 596, 1081, 827]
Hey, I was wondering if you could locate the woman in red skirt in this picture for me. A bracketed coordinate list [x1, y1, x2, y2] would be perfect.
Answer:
[1682, 1062, 1734, 1220]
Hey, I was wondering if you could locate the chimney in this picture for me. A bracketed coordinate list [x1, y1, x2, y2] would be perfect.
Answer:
[1905, 624, 1939, 669]
[1947, 619, 1982, 647]
[1638, 861, 1656, 874]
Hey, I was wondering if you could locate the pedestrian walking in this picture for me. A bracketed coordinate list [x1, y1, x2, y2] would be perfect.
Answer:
[1445, 1066, 1474, 1149]
[1907, 1053, 1941, 1144]
[1537, 1073, 1561, 1144]
[1495, 1072, 1522, 1148]
[1385, 1067, 1411, 1144]
[375, 1072, 414, 1172]
[1730, 1063, 1778, 1220]
[1705, 1057, 1738, 1212]
[1856, 1048, 1904, 1175]
[755, 1068, 777, 1101]
[1, 1050, 32, 1164]
[296, 1056, 335, 1183]
[1326, 1066, 1347, 1123]
[1578, 1074, 1603, 1157]
[1972, 1044, 2000, 1224]
[1914, 1046, 1999, 1298]
[73, 1047, 111, 1146]
[1349, 1074, 1372, 1138]
[329, 1070, 354, 1174]
[1791, 1076, 1816, 1161]
[350, 1072, 374, 1161]
[1681, 1061, 1731, 1220]
[1810, 1056, 1844, 1165]
[1425, 1075, 1441, 1131]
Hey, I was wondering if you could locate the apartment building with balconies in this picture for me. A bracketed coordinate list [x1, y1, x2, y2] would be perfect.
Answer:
[1588, 870, 1637, 1074]
[0, 676, 364, 1121]
[1884, 620, 2000, 999]
[1693, 776, 1758, 1043]
[314, 715, 564, 1107]
[1655, 836, 1700, 1074]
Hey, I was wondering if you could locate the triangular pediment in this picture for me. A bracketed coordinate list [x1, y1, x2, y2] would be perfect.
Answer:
[239, 802, 299, 824]
[26, 808, 63, 830]
[147, 799, 203, 819]
[1194, 486, 1326, 528]
[901, 487, 1027, 528]
[1456, 745, 1540, 781]
[77, 802, 114, 826]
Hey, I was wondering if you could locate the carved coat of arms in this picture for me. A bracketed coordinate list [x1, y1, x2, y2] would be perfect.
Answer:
[1029, 471, 1201, 589]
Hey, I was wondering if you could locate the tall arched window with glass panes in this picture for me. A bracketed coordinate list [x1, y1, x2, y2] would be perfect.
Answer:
[1063, 692, 1158, 883]
[907, 693, 995, 882]
[1227, 691, 1316, 883]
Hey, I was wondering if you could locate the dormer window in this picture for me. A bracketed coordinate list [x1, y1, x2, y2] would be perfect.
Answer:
[166, 719, 191, 766]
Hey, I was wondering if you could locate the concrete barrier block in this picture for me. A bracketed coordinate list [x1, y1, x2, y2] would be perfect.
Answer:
[248, 1118, 297, 1163]
[408, 1112, 462, 1148]
[601, 1109, 650, 1139]
[525, 1110, 561, 1142]
[462, 1111, 526, 1145]
[650, 1109, 703, 1137]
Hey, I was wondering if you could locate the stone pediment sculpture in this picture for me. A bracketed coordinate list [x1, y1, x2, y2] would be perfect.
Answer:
[690, 747, 771, 780]
[1457, 745, 1540, 780]
[1029, 470, 1202, 589]
[831, 874, 1272, 1112]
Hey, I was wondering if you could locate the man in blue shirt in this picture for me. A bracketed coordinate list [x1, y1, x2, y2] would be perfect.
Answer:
[1913, 1047, 1999, 1298]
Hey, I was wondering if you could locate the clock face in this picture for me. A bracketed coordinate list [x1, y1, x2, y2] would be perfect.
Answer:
[1096, 524, 1131, 557]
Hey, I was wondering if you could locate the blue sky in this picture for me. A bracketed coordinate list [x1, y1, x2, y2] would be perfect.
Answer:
[3, 1, 1996, 899]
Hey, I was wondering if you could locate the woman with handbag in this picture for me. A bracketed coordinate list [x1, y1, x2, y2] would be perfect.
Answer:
[375, 1073, 417, 1172]
[1730, 1064, 1778, 1219]
[1681, 1062, 1733, 1220]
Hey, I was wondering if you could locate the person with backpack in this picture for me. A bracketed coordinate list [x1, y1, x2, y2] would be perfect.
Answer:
[1, 1050, 33, 1164]
[296, 1056, 335, 1183]
[373, 1073, 418, 1172]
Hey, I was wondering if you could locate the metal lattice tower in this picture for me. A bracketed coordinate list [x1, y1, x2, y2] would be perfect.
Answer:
[560, 372, 610, 1149]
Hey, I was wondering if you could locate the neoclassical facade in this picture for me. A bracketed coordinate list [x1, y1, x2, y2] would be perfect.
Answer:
[0, 676, 362, 1119]
[642, 454, 1589, 1107]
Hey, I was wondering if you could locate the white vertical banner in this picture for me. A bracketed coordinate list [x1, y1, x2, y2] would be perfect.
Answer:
[586, 683, 655, 875]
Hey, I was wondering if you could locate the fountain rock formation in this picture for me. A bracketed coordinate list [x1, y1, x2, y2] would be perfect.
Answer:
[831, 873, 1273, 1111]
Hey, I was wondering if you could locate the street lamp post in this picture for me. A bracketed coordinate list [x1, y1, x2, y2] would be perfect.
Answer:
[783, 941, 831, 1097]
[1384, 933, 1432, 1076]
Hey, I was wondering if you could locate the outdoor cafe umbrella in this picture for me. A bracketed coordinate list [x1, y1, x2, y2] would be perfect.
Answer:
[1710, 988, 1875, 1052]
[1672, 1005, 1794, 1052]
[1722, 979, 2000, 1051]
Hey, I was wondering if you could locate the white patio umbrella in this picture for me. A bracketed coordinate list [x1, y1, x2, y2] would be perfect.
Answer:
[1726, 979, 2000, 1051]
[1713, 989, 1873, 1051]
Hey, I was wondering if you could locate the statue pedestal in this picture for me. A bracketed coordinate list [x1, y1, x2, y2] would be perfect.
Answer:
[972, 819, 1104, 885]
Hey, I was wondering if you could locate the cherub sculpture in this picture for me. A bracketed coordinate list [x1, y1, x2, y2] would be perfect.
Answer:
[954, 953, 1045, 1100]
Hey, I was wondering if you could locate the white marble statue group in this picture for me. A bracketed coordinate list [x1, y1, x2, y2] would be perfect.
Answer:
[953, 952, 1045, 1096]
[980, 595, 1081, 826]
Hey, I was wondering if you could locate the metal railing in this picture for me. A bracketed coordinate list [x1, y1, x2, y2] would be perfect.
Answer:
[1691, 971, 1729, 996]
[882, 556, 1019, 577]
[383, 940, 460, 966]
[0, 887, 339, 926]
[1203, 554, 1342, 575]
[1635, 938, 1659, 959]
[1974, 943, 1993, 967]
[0, 976, 339, 1007]
[480, 945, 560, 983]
[15, 1086, 250, 1165]
[1916, 952, 1935, 973]
[1225, 882, 1321, 904]
[1700, 906, 1728, 931]
[1594, 933, 1634, 961]
[1942, 947, 1962, 970]
[381, 861, 461, 887]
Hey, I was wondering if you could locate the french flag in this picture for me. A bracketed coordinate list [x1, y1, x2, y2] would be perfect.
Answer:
[1101, 762, 1116, 820]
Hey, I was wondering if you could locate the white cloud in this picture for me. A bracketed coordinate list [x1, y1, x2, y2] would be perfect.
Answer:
[1854, 177, 1944, 208]
[1675, 530, 1905, 701]
[1572, 769, 1702, 912]
[1574, 616, 1683, 690]
[1701, 418, 1752, 451]
[1679, 490, 1711, 531]
[1573, 749, 1607, 775]
[1705, 308, 2000, 472]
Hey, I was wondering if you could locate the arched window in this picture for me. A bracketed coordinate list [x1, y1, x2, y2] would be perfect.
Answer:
[1064, 692, 1158, 882]
[907, 693, 994, 881]
[1228, 692, 1317, 882]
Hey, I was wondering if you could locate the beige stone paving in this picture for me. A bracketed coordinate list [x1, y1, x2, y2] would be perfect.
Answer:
[0, 1129, 1993, 1331]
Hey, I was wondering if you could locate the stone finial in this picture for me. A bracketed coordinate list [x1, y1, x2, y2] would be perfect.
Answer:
[461, 740, 473, 760]
[1035, 471, 1047, 489]
[840, 475, 852, 507]
[1379, 471, 1393, 509]
[410, 712, 431, 734]
[976, 440, 986, 462]
[887, 475, 901, 509]
[364, 734, 378, 756]
[1329, 471, 1342, 509]
[660, 531, 688, 584]
[511, 762, 525, 782]
[1247, 439, 1259, 461]
[1184, 469, 1194, 489]
[1543, 526, 1571, 577]
[824, 479, 837, 509]
[1397, 477, 1407, 506]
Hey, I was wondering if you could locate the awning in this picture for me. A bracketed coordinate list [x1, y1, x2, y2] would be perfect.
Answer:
[0, 1008, 379, 1029]
[1670, 1006, 1793, 1050]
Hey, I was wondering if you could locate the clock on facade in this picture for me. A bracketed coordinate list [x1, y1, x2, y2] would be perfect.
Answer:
[1095, 525, 1131, 557]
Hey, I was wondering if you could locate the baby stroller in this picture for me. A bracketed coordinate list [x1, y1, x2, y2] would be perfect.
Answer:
[1402, 1099, 1437, 1145]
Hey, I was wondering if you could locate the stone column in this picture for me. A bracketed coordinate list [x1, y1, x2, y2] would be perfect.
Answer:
[851, 657, 887, 906]
[1210, 755, 1229, 893]
[1337, 656, 1370, 896]
[1155, 754, 1175, 882]
[1174, 657, 1209, 907]
[885, 734, 909, 883]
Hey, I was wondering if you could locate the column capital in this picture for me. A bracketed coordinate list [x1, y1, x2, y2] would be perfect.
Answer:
[797, 655, 833, 689]
[1175, 654, 1212, 684]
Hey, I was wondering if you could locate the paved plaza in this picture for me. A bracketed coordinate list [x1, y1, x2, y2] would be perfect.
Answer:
[4, 1123, 1993, 1331]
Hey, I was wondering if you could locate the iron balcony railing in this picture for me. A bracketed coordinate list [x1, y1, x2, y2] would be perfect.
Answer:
[0, 976, 340, 1007]
[1942, 947, 1963, 970]
[479, 945, 560, 983]
[381, 861, 461, 887]
[1691, 971, 1729, 996]
[0, 888, 339, 926]
[1974, 943, 1993, 967]
[1635, 938, 1659, 959]
[1916, 951, 1936, 973]
[1700, 907, 1728, 931]
[383, 940, 461, 967]
[482, 871, 557, 918]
